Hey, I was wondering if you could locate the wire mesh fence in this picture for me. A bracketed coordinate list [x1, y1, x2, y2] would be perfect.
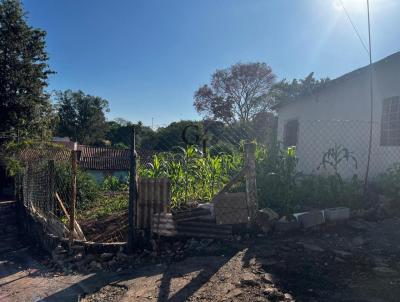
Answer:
[9, 117, 400, 243]
[278, 119, 400, 181]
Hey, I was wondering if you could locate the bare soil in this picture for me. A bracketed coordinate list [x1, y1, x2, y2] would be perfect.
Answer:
[83, 217, 400, 302]
[80, 212, 128, 242]
[2, 217, 400, 301]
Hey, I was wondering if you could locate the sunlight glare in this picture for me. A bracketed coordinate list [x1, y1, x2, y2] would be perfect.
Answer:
[332, 0, 396, 14]
[333, 0, 367, 14]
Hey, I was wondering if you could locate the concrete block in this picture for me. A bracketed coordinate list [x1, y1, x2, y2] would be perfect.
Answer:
[324, 207, 350, 222]
[294, 211, 325, 228]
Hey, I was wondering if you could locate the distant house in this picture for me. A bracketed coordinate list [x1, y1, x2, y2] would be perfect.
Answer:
[79, 147, 130, 183]
[274, 51, 400, 178]
[19, 138, 154, 184]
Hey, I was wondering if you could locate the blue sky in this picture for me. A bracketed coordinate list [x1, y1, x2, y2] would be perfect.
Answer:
[23, 0, 400, 126]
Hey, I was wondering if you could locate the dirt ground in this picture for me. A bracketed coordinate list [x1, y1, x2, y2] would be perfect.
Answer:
[2, 217, 400, 301]
[80, 212, 128, 242]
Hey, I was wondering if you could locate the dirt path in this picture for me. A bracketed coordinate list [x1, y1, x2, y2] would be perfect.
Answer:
[0, 240, 131, 302]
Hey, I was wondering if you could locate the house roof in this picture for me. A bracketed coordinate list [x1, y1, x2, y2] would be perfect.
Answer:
[17, 146, 155, 171]
[274, 50, 400, 110]
[79, 147, 131, 170]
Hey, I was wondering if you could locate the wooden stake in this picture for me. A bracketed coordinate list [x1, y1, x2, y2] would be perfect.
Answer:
[244, 142, 257, 223]
[56, 192, 86, 240]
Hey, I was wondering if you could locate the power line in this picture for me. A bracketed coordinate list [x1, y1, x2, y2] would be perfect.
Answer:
[338, 0, 370, 56]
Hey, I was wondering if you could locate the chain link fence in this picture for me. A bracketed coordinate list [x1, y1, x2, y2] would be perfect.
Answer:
[10, 117, 399, 242]
[278, 119, 400, 180]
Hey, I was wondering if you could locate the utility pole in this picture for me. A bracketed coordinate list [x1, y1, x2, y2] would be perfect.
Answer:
[127, 126, 138, 253]
[364, 0, 374, 189]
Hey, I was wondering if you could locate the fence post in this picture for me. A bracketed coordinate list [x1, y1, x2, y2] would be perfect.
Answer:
[69, 150, 77, 246]
[48, 160, 55, 214]
[244, 142, 257, 223]
[127, 126, 138, 253]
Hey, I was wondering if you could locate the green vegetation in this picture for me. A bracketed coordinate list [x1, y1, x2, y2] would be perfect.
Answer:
[77, 143, 367, 219]
[139, 145, 242, 208]
[0, 0, 54, 140]
[78, 192, 128, 220]
[101, 175, 128, 192]
[55, 162, 99, 210]
[256, 144, 363, 215]
[55, 90, 110, 145]
[376, 163, 400, 203]
[256, 145, 301, 215]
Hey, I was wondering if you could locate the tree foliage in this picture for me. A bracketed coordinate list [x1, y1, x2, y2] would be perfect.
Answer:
[194, 62, 276, 124]
[106, 119, 154, 149]
[270, 72, 330, 107]
[140, 120, 201, 151]
[55, 90, 109, 145]
[0, 0, 53, 138]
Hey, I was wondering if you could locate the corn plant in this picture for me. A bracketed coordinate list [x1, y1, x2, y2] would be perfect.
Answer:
[138, 145, 242, 208]
[319, 143, 357, 176]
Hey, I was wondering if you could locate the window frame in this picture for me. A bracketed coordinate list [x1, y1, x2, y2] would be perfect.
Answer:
[283, 118, 299, 147]
[381, 96, 400, 146]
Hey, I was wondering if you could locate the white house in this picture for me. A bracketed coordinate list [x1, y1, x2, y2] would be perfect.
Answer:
[275, 51, 400, 179]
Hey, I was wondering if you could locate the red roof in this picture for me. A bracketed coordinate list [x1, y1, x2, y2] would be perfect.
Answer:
[18, 146, 154, 171]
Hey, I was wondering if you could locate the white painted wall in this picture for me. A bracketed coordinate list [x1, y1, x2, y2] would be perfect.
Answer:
[277, 53, 400, 179]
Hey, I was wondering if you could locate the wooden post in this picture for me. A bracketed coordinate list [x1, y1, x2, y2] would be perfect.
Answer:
[127, 127, 138, 253]
[69, 150, 77, 246]
[48, 160, 55, 214]
[244, 142, 257, 223]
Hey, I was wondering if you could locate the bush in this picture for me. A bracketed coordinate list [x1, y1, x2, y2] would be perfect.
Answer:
[256, 145, 301, 215]
[376, 163, 400, 202]
[55, 162, 99, 210]
[296, 174, 363, 210]
[101, 175, 128, 191]
[256, 144, 364, 215]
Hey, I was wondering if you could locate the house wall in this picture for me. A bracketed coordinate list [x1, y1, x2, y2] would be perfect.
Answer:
[277, 55, 400, 179]
[87, 170, 129, 184]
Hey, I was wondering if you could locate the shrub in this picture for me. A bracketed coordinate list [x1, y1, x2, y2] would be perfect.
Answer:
[55, 162, 99, 210]
[256, 143, 363, 215]
[376, 163, 400, 202]
[296, 174, 363, 210]
[101, 175, 128, 191]
[256, 145, 301, 215]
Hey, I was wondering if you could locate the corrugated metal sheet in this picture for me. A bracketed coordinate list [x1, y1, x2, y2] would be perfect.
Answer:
[152, 213, 232, 239]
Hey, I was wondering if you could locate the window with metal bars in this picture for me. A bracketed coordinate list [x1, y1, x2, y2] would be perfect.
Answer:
[381, 96, 400, 146]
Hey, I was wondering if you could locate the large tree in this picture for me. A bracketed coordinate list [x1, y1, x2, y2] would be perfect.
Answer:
[55, 90, 109, 145]
[106, 119, 155, 150]
[194, 62, 276, 124]
[0, 0, 53, 138]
